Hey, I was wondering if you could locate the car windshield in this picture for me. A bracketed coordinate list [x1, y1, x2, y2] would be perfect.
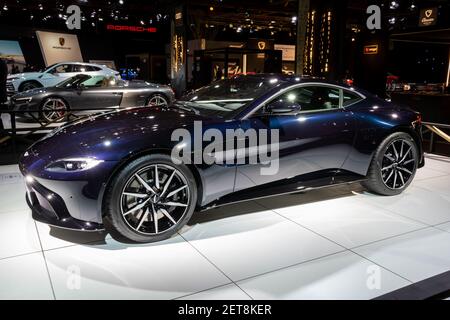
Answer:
[56, 74, 91, 88]
[178, 77, 285, 116]
[43, 63, 58, 73]
[56, 75, 121, 88]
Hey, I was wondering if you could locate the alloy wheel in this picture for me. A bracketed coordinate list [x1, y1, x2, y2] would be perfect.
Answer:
[381, 139, 416, 190]
[147, 95, 168, 107]
[42, 98, 68, 122]
[120, 164, 190, 235]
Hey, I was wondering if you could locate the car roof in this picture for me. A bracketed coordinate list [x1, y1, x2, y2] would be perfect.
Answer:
[231, 73, 356, 89]
[54, 61, 108, 68]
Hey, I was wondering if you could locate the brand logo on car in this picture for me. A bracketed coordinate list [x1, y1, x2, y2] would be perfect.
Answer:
[59, 37, 65, 46]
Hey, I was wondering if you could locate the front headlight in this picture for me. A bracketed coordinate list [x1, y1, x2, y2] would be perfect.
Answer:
[7, 77, 20, 81]
[45, 158, 104, 172]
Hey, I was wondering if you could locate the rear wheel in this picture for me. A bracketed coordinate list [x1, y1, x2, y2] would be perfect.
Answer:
[363, 132, 418, 196]
[40, 97, 69, 123]
[104, 154, 197, 243]
[146, 94, 168, 107]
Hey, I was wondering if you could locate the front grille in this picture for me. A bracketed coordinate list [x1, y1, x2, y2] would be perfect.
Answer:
[6, 82, 15, 95]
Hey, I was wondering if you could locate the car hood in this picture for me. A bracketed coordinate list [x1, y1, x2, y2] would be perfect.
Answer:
[27, 107, 221, 163]
[7, 72, 42, 80]
[13, 87, 49, 98]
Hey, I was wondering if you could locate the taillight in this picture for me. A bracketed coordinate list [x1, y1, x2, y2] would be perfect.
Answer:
[413, 113, 422, 128]
[416, 113, 422, 125]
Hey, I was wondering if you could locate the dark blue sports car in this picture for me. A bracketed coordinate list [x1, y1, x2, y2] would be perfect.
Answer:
[19, 75, 424, 242]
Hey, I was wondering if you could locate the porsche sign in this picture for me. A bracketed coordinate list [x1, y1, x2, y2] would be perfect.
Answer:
[419, 7, 437, 27]
[363, 44, 378, 55]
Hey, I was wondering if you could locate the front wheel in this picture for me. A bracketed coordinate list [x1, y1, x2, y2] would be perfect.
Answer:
[104, 154, 197, 243]
[363, 132, 418, 196]
[19, 81, 42, 92]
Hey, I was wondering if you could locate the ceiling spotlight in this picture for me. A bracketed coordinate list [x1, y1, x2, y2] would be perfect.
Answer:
[140, 20, 145, 25]
[390, 1, 399, 9]
[119, 0, 124, 4]
[209, 6, 214, 11]
[3, 5, 8, 11]
[291, 16, 297, 23]
[410, 4, 416, 9]
[236, 27, 242, 33]
[388, 17, 396, 24]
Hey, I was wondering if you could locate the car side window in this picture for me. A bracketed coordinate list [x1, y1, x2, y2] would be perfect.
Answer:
[54, 64, 71, 74]
[81, 76, 107, 87]
[73, 65, 97, 72]
[342, 89, 363, 107]
[263, 85, 341, 114]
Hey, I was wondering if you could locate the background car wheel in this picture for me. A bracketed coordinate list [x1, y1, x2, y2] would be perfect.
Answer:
[146, 94, 168, 107]
[40, 97, 69, 123]
[104, 154, 197, 243]
[363, 132, 418, 196]
[19, 81, 43, 92]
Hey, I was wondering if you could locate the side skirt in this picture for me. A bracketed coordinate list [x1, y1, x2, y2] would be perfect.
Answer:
[199, 169, 366, 211]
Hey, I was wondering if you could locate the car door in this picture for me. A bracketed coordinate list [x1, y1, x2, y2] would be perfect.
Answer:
[234, 84, 357, 191]
[40, 64, 77, 87]
[70, 76, 123, 110]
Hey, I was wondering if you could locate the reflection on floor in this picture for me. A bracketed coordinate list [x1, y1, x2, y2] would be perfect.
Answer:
[0, 154, 449, 300]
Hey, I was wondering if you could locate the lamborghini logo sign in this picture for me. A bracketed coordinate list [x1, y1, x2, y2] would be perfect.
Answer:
[258, 41, 266, 50]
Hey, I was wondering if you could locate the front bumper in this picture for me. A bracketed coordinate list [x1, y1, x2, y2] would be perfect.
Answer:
[6, 81, 16, 96]
[24, 175, 104, 231]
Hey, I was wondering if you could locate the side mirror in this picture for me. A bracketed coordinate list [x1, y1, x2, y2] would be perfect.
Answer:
[266, 100, 302, 114]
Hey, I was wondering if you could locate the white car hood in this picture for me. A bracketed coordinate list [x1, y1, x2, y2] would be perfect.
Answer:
[7, 72, 43, 80]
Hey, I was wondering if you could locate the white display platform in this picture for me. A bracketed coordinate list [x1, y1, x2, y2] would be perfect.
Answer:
[0, 154, 449, 300]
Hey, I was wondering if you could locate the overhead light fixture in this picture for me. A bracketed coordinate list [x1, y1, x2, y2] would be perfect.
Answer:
[390, 1, 399, 9]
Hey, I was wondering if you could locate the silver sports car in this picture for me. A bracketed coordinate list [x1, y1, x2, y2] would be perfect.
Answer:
[10, 74, 175, 122]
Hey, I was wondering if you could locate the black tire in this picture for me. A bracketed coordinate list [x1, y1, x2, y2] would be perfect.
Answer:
[104, 154, 197, 243]
[362, 132, 419, 196]
[19, 81, 42, 92]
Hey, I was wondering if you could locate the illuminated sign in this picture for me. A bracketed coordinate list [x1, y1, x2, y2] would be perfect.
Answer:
[363, 44, 378, 55]
[175, 7, 183, 27]
[106, 25, 157, 33]
[419, 8, 437, 27]
[36, 31, 83, 66]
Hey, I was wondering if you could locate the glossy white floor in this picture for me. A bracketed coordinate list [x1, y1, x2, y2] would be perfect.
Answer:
[0, 154, 449, 300]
